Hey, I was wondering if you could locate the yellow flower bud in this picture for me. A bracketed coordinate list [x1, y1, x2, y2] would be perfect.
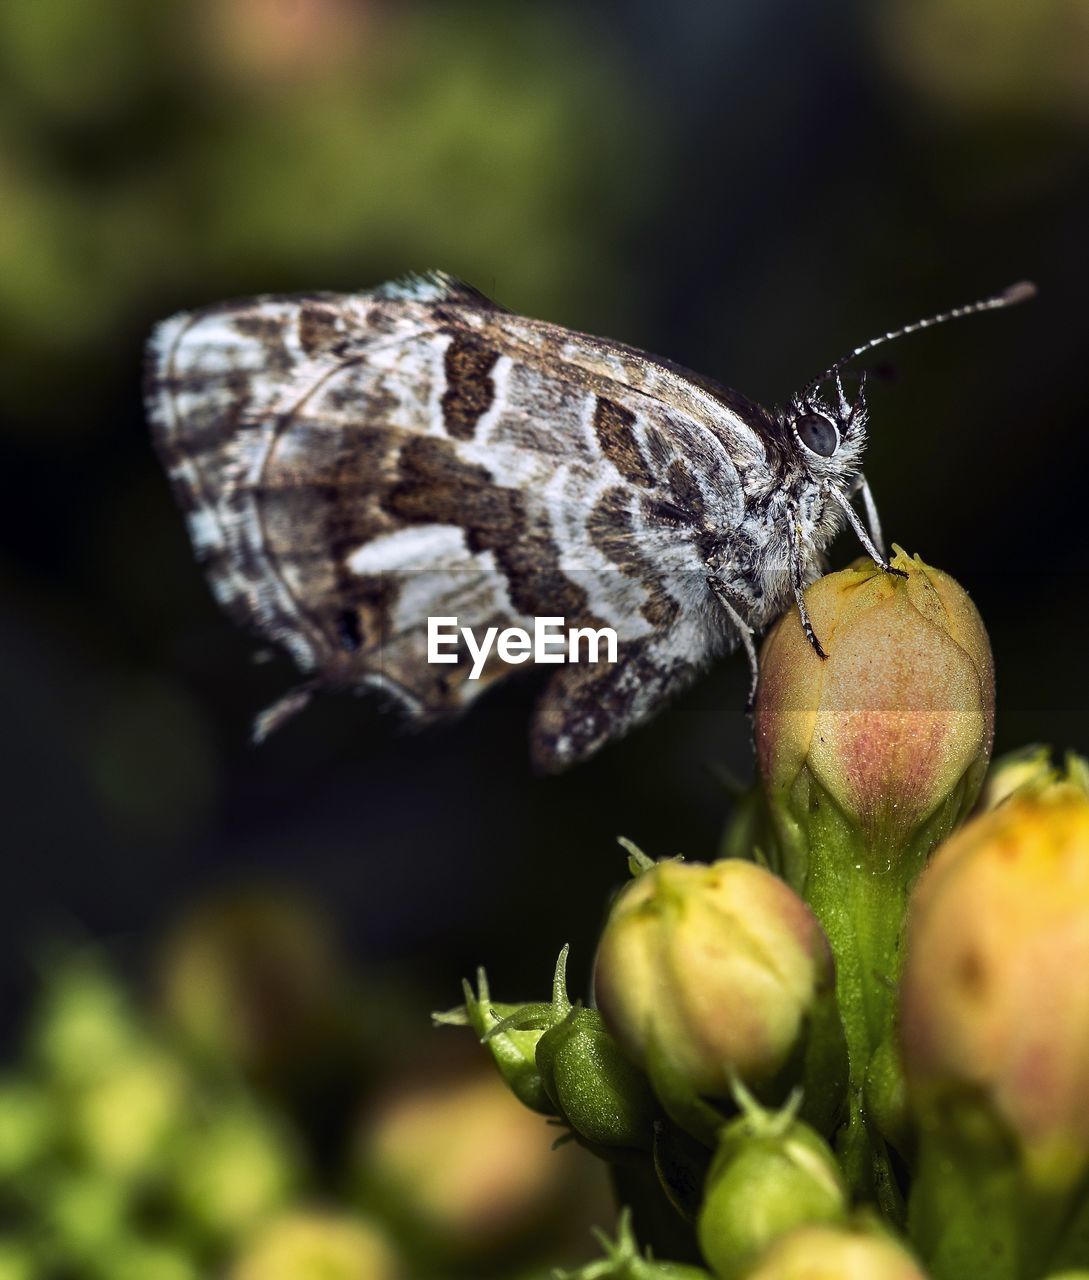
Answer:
[743, 1224, 928, 1280]
[900, 786, 1089, 1190]
[356, 1060, 604, 1259]
[756, 548, 993, 845]
[229, 1211, 402, 1280]
[593, 859, 835, 1098]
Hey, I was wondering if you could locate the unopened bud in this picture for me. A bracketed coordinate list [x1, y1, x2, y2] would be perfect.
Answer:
[697, 1099, 848, 1279]
[228, 1211, 402, 1280]
[71, 1047, 186, 1178]
[594, 859, 836, 1101]
[436, 967, 555, 1115]
[757, 549, 993, 853]
[536, 1005, 657, 1153]
[901, 785, 1089, 1191]
[170, 1104, 299, 1241]
[742, 1223, 928, 1280]
[357, 1059, 585, 1260]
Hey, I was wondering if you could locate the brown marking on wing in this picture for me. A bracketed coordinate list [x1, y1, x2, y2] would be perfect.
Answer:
[384, 435, 588, 619]
[258, 421, 407, 655]
[593, 396, 654, 488]
[298, 301, 346, 356]
[587, 486, 679, 630]
[440, 334, 499, 439]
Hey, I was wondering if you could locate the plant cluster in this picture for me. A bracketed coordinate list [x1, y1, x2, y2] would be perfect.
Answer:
[445, 551, 1089, 1280]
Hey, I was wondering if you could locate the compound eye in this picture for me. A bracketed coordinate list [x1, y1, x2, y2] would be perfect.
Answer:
[796, 413, 840, 457]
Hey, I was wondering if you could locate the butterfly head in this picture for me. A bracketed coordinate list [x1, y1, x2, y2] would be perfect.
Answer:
[783, 378, 867, 481]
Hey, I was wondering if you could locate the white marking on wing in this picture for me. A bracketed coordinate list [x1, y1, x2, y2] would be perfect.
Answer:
[346, 524, 468, 575]
[474, 354, 514, 448]
[186, 508, 223, 555]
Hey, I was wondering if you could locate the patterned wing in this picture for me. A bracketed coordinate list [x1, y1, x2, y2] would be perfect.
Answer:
[145, 273, 779, 768]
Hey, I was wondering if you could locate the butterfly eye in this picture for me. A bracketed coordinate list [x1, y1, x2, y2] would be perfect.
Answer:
[795, 413, 840, 458]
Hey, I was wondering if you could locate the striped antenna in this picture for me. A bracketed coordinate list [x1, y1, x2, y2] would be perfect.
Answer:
[806, 281, 1037, 395]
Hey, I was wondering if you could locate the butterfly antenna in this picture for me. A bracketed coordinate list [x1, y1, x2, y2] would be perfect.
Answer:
[806, 280, 1037, 395]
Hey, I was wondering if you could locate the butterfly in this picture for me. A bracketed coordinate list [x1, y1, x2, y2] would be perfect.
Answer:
[145, 273, 1033, 770]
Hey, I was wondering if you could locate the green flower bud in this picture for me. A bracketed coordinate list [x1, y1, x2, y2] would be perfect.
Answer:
[29, 953, 139, 1084]
[228, 1211, 403, 1280]
[170, 1103, 299, 1242]
[442, 947, 658, 1150]
[71, 1047, 187, 1178]
[536, 1005, 657, 1153]
[696, 1098, 848, 1280]
[43, 1170, 129, 1264]
[435, 966, 555, 1115]
[742, 1223, 928, 1280]
[594, 858, 836, 1101]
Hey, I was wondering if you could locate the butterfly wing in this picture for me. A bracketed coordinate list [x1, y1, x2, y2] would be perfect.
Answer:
[145, 274, 778, 768]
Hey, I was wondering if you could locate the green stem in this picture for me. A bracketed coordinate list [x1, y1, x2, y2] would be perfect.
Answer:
[779, 788, 923, 1209]
[806, 836, 905, 1210]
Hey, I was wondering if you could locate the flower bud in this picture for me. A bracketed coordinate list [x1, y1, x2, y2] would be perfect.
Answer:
[535, 1006, 657, 1153]
[70, 1046, 187, 1178]
[696, 1105, 848, 1279]
[158, 890, 356, 1087]
[900, 785, 1089, 1191]
[757, 548, 993, 851]
[43, 1170, 129, 1264]
[978, 747, 1089, 812]
[29, 953, 139, 1084]
[594, 858, 836, 1100]
[977, 744, 1057, 811]
[742, 1224, 928, 1280]
[170, 1103, 300, 1241]
[228, 1211, 402, 1280]
[356, 1058, 604, 1263]
[435, 967, 555, 1115]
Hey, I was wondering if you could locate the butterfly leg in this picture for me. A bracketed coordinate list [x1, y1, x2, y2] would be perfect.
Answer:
[786, 518, 828, 661]
[845, 471, 886, 556]
[707, 576, 760, 709]
[826, 484, 907, 579]
[251, 681, 317, 742]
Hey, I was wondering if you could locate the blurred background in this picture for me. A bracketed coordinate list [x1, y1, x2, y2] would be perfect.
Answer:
[1, 0, 1087, 1274]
